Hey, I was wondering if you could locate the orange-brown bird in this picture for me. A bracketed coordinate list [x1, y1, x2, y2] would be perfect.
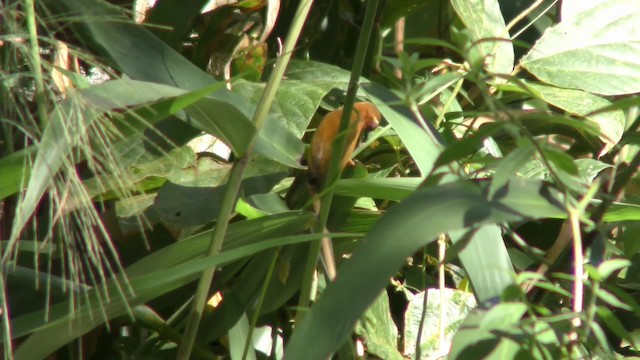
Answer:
[307, 102, 382, 187]
[306, 102, 381, 280]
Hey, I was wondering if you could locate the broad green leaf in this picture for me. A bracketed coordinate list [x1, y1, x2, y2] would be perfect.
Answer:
[403, 289, 476, 359]
[596, 288, 632, 311]
[479, 302, 528, 331]
[521, 0, 640, 95]
[229, 314, 257, 360]
[525, 82, 625, 155]
[0, 147, 36, 200]
[363, 83, 444, 176]
[47, 0, 212, 90]
[354, 292, 403, 360]
[10, 212, 312, 340]
[603, 202, 640, 222]
[450, 0, 514, 75]
[453, 225, 514, 303]
[596, 306, 637, 348]
[619, 222, 640, 257]
[597, 259, 631, 279]
[152, 172, 286, 232]
[233, 79, 342, 138]
[335, 177, 421, 202]
[48, 0, 303, 167]
[488, 142, 535, 200]
[83, 146, 208, 201]
[285, 59, 352, 84]
[285, 179, 565, 359]
[561, 0, 611, 20]
[4, 78, 248, 259]
[126, 212, 313, 277]
[82, 78, 255, 157]
[13, 232, 357, 359]
[543, 148, 579, 176]
[145, 0, 209, 46]
[575, 159, 612, 183]
[435, 122, 506, 167]
[438, 308, 522, 360]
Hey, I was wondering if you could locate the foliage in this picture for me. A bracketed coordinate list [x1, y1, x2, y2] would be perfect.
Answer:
[1, 0, 640, 359]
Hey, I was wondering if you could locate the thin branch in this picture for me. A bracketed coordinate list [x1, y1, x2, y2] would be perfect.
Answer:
[505, 0, 546, 33]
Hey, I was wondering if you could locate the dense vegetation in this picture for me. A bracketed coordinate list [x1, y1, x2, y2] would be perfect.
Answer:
[1, 0, 639, 358]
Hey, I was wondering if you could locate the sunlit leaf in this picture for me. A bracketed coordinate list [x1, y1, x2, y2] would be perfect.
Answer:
[522, 0, 640, 95]
[285, 179, 564, 359]
[450, 0, 514, 76]
[525, 82, 625, 155]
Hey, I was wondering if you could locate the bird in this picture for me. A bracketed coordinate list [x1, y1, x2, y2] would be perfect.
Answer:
[305, 102, 381, 280]
[307, 102, 382, 188]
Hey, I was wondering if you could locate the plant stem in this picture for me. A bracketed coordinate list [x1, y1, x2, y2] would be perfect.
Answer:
[241, 249, 280, 360]
[295, 0, 381, 321]
[25, 0, 48, 127]
[434, 78, 464, 129]
[177, 159, 247, 360]
[177, 1, 315, 358]
[0, 275, 13, 359]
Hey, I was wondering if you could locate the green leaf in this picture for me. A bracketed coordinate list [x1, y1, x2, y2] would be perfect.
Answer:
[596, 258, 631, 279]
[603, 202, 640, 222]
[13, 231, 357, 359]
[285, 179, 565, 359]
[354, 292, 403, 360]
[575, 159, 612, 184]
[453, 225, 515, 304]
[521, 1, 640, 96]
[403, 289, 476, 359]
[125, 212, 313, 278]
[145, 0, 209, 46]
[48, 0, 303, 167]
[479, 302, 528, 331]
[488, 143, 535, 200]
[0, 147, 36, 200]
[285, 59, 352, 84]
[335, 177, 421, 202]
[229, 313, 257, 360]
[525, 82, 625, 155]
[435, 122, 505, 167]
[450, 0, 514, 75]
[448, 309, 522, 360]
[49, 0, 209, 90]
[596, 288, 632, 311]
[596, 306, 637, 349]
[363, 83, 444, 176]
[619, 222, 640, 256]
[83, 79, 255, 157]
[152, 172, 285, 232]
[561, 0, 611, 20]
[233, 79, 342, 138]
[543, 148, 579, 176]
